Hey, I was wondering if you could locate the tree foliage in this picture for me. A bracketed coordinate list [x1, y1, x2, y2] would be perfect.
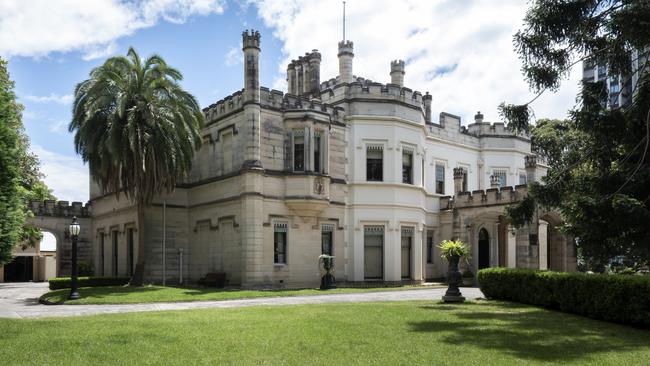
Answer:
[504, 0, 650, 269]
[0, 58, 54, 266]
[70, 47, 203, 206]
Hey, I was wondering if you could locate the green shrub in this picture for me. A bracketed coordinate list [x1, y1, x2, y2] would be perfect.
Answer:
[478, 268, 650, 327]
[48, 276, 130, 290]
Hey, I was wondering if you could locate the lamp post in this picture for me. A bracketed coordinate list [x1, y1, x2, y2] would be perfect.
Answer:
[69, 216, 81, 300]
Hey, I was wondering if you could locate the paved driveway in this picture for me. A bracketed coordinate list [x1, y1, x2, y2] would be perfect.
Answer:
[0, 282, 484, 319]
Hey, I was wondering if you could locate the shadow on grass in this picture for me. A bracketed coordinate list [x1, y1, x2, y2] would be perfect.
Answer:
[410, 301, 650, 362]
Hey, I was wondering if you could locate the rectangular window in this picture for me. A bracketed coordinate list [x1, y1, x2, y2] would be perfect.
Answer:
[99, 233, 105, 276]
[111, 230, 118, 276]
[321, 224, 334, 255]
[274, 223, 287, 264]
[519, 173, 527, 185]
[127, 228, 134, 277]
[494, 170, 507, 188]
[366, 145, 383, 181]
[293, 135, 304, 171]
[402, 150, 413, 184]
[364, 226, 384, 279]
[426, 231, 434, 264]
[313, 135, 321, 173]
[435, 164, 445, 194]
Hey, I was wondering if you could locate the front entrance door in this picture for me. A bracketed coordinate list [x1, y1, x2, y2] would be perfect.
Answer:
[3, 256, 33, 282]
[364, 227, 384, 279]
[401, 234, 412, 279]
[478, 228, 490, 270]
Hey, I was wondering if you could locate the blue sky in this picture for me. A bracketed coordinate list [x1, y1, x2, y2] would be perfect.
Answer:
[1, 0, 583, 202]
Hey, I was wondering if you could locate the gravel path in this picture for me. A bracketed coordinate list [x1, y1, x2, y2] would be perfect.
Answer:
[0, 282, 484, 319]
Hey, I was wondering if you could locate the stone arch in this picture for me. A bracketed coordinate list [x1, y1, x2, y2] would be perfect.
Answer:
[463, 210, 502, 272]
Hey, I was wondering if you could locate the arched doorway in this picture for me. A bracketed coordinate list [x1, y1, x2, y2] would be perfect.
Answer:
[478, 228, 490, 270]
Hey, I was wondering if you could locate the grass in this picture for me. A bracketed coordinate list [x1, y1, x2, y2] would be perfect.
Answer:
[40, 284, 439, 305]
[1, 300, 649, 365]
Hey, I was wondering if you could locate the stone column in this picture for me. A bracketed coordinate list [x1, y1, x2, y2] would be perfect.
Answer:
[287, 62, 295, 95]
[538, 220, 548, 270]
[507, 225, 517, 268]
[413, 227, 423, 281]
[239, 171, 265, 287]
[525, 155, 537, 183]
[308, 50, 321, 96]
[386, 226, 401, 282]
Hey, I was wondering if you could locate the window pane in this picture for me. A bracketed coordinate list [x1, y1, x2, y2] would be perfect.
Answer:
[294, 136, 304, 171]
[435, 165, 445, 194]
[274, 231, 287, 264]
[426, 233, 433, 264]
[313, 136, 321, 173]
[402, 151, 413, 184]
[321, 231, 333, 255]
[367, 149, 383, 181]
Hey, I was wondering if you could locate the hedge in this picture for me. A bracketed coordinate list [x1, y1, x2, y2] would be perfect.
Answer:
[477, 268, 650, 327]
[48, 276, 131, 290]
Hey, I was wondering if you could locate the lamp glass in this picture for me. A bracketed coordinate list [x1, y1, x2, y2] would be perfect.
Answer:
[70, 218, 81, 236]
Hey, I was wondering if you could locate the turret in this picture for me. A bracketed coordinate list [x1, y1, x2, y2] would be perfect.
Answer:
[338, 40, 354, 84]
[390, 59, 405, 86]
[242, 30, 260, 103]
[474, 111, 484, 123]
[525, 155, 537, 183]
[241, 29, 262, 169]
[453, 167, 465, 194]
[423, 92, 432, 124]
[287, 62, 296, 95]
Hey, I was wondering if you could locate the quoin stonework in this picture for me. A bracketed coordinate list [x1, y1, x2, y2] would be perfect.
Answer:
[7, 30, 577, 286]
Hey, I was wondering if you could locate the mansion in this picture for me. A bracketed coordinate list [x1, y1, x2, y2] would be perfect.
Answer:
[86, 30, 576, 287]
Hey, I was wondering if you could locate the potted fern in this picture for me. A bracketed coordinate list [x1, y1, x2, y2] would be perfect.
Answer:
[438, 239, 470, 302]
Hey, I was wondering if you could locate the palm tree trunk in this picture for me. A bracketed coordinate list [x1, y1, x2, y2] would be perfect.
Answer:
[131, 202, 146, 286]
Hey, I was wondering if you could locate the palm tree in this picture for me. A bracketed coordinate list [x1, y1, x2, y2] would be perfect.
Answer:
[70, 48, 203, 284]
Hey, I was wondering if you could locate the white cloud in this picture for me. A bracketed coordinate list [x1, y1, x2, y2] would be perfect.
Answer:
[22, 93, 74, 105]
[30, 145, 89, 203]
[48, 120, 69, 134]
[0, 0, 226, 60]
[251, 0, 581, 124]
[224, 46, 242, 66]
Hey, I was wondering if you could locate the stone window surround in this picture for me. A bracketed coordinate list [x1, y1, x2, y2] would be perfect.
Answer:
[433, 159, 447, 195]
[288, 126, 329, 174]
[273, 222, 288, 265]
[364, 140, 387, 182]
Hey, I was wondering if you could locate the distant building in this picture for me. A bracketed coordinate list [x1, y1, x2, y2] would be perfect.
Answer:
[20, 30, 578, 287]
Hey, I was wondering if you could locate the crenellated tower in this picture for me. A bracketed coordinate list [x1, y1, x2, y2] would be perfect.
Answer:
[390, 59, 405, 86]
[241, 29, 262, 169]
[338, 40, 354, 83]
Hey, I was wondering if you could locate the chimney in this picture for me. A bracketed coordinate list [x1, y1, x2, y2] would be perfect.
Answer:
[338, 40, 354, 83]
[453, 167, 465, 194]
[474, 111, 484, 123]
[525, 155, 537, 183]
[308, 50, 321, 97]
[489, 175, 501, 189]
[390, 59, 405, 86]
[423, 92, 432, 124]
[287, 62, 296, 95]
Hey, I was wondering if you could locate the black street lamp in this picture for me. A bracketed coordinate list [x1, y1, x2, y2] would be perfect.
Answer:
[69, 216, 81, 300]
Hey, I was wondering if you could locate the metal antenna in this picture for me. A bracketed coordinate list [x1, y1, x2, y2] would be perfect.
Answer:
[343, 1, 346, 41]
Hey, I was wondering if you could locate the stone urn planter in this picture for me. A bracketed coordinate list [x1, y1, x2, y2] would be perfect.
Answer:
[438, 239, 470, 303]
[319, 255, 336, 290]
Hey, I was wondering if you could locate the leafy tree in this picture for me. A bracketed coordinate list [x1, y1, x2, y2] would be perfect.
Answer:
[502, 1, 650, 269]
[0, 57, 54, 265]
[70, 48, 203, 283]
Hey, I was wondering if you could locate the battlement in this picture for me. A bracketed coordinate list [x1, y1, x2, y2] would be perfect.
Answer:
[338, 40, 354, 56]
[439, 185, 529, 210]
[390, 59, 405, 72]
[288, 50, 321, 69]
[28, 200, 91, 218]
[203, 87, 345, 124]
[319, 77, 424, 104]
[465, 111, 528, 138]
[242, 29, 260, 50]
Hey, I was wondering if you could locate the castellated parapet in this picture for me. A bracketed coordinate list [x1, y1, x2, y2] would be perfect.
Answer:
[242, 29, 260, 50]
[338, 40, 354, 83]
[28, 200, 92, 218]
[439, 185, 529, 211]
[202, 87, 345, 125]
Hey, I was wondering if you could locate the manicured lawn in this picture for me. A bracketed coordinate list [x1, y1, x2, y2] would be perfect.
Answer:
[1, 300, 649, 365]
[40, 284, 438, 305]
